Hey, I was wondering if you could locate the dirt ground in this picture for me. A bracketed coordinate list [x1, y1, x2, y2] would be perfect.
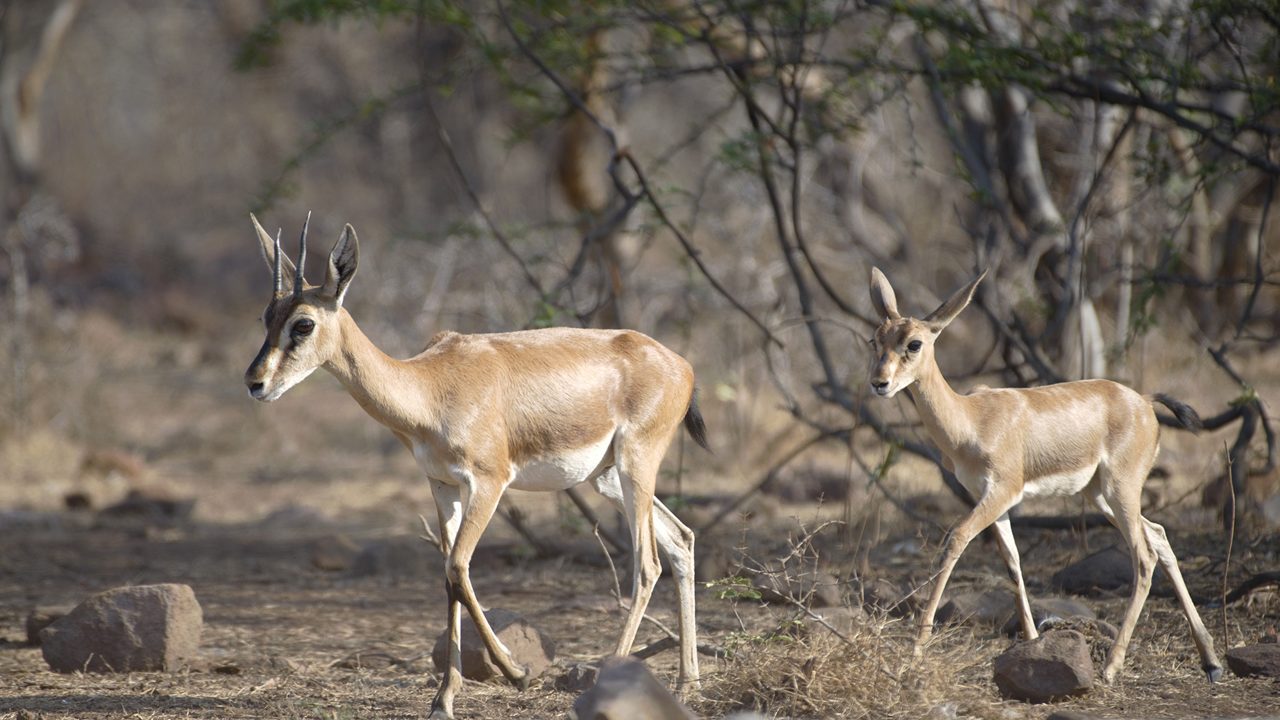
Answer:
[0, 313, 1278, 719]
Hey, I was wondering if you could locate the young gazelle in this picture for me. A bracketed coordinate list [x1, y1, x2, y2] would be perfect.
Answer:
[866, 267, 1222, 683]
[244, 215, 705, 719]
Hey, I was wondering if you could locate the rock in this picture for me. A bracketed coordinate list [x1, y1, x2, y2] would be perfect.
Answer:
[571, 657, 696, 720]
[309, 534, 361, 572]
[40, 584, 203, 673]
[992, 629, 1094, 702]
[1001, 597, 1096, 637]
[936, 589, 1016, 628]
[752, 566, 843, 608]
[25, 605, 73, 646]
[556, 662, 600, 693]
[431, 608, 555, 682]
[350, 536, 434, 580]
[99, 489, 195, 522]
[1051, 546, 1132, 595]
[1262, 494, 1280, 527]
[805, 606, 866, 635]
[850, 576, 916, 617]
[694, 540, 740, 583]
[765, 470, 851, 503]
[1226, 643, 1280, 678]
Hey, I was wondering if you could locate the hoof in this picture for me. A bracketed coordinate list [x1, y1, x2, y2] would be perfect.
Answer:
[428, 706, 454, 720]
[1205, 664, 1223, 683]
[508, 664, 533, 691]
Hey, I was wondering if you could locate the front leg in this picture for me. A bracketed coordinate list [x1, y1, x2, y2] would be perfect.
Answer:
[445, 478, 533, 689]
[916, 482, 1020, 652]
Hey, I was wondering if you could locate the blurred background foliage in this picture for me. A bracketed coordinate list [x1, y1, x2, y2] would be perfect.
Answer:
[1, 0, 1277, 526]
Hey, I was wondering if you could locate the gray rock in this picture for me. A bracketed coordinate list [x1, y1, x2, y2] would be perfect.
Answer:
[99, 489, 194, 522]
[850, 576, 915, 617]
[752, 566, 843, 608]
[350, 536, 434, 580]
[1001, 597, 1096, 637]
[1051, 546, 1132, 595]
[431, 608, 555, 682]
[556, 662, 600, 693]
[571, 656, 696, 720]
[992, 629, 1094, 702]
[1226, 643, 1280, 678]
[309, 534, 361, 572]
[25, 605, 73, 646]
[937, 589, 1016, 628]
[40, 584, 202, 673]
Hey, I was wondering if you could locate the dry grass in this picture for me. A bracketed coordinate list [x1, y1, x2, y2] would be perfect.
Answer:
[695, 614, 1003, 719]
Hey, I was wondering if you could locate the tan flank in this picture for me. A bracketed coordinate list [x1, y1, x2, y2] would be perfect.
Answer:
[244, 214, 705, 719]
[867, 267, 1222, 683]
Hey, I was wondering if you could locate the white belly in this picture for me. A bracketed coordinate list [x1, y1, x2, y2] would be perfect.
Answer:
[509, 434, 615, 492]
[1023, 465, 1097, 499]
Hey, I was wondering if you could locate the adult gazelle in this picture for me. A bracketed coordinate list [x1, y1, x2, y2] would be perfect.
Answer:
[867, 267, 1221, 683]
[245, 214, 705, 718]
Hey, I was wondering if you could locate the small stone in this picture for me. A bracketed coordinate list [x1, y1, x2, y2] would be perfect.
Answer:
[431, 608, 555, 682]
[571, 657, 696, 720]
[1051, 546, 1132, 595]
[1226, 643, 1280, 678]
[25, 605, 73, 646]
[99, 489, 195, 522]
[556, 661, 599, 693]
[806, 605, 866, 635]
[850, 576, 916, 617]
[350, 536, 434, 580]
[40, 584, 202, 673]
[937, 589, 1016, 628]
[751, 566, 843, 608]
[1001, 597, 1096, 637]
[309, 534, 361, 572]
[992, 629, 1094, 702]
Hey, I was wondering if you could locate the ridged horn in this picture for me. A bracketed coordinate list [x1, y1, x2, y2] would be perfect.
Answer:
[272, 228, 283, 296]
[294, 211, 310, 297]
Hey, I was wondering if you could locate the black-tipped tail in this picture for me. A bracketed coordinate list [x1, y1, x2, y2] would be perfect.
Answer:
[683, 388, 711, 452]
[1154, 393, 1203, 433]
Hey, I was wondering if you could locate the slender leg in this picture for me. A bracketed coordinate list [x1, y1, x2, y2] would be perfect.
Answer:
[916, 482, 1019, 652]
[429, 480, 464, 720]
[1087, 485, 1155, 683]
[1142, 517, 1223, 681]
[443, 478, 532, 689]
[611, 447, 663, 662]
[595, 466, 701, 691]
[992, 514, 1037, 640]
[651, 499, 700, 691]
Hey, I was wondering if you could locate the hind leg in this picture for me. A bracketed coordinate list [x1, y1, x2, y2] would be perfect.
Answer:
[593, 468, 700, 690]
[1086, 479, 1156, 683]
[1142, 517, 1222, 681]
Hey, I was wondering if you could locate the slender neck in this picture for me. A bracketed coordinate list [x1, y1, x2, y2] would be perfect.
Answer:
[907, 355, 971, 454]
[323, 310, 429, 433]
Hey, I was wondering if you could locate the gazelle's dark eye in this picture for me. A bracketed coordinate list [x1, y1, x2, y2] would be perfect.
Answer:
[907, 339, 923, 353]
[292, 318, 315, 337]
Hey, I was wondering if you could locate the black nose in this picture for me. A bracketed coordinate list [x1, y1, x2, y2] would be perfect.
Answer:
[872, 380, 889, 390]
[248, 381, 265, 396]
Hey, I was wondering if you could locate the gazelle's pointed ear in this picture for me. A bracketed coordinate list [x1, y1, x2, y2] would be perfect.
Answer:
[250, 213, 296, 293]
[322, 224, 359, 305]
[869, 267, 901, 321]
[924, 270, 986, 332]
